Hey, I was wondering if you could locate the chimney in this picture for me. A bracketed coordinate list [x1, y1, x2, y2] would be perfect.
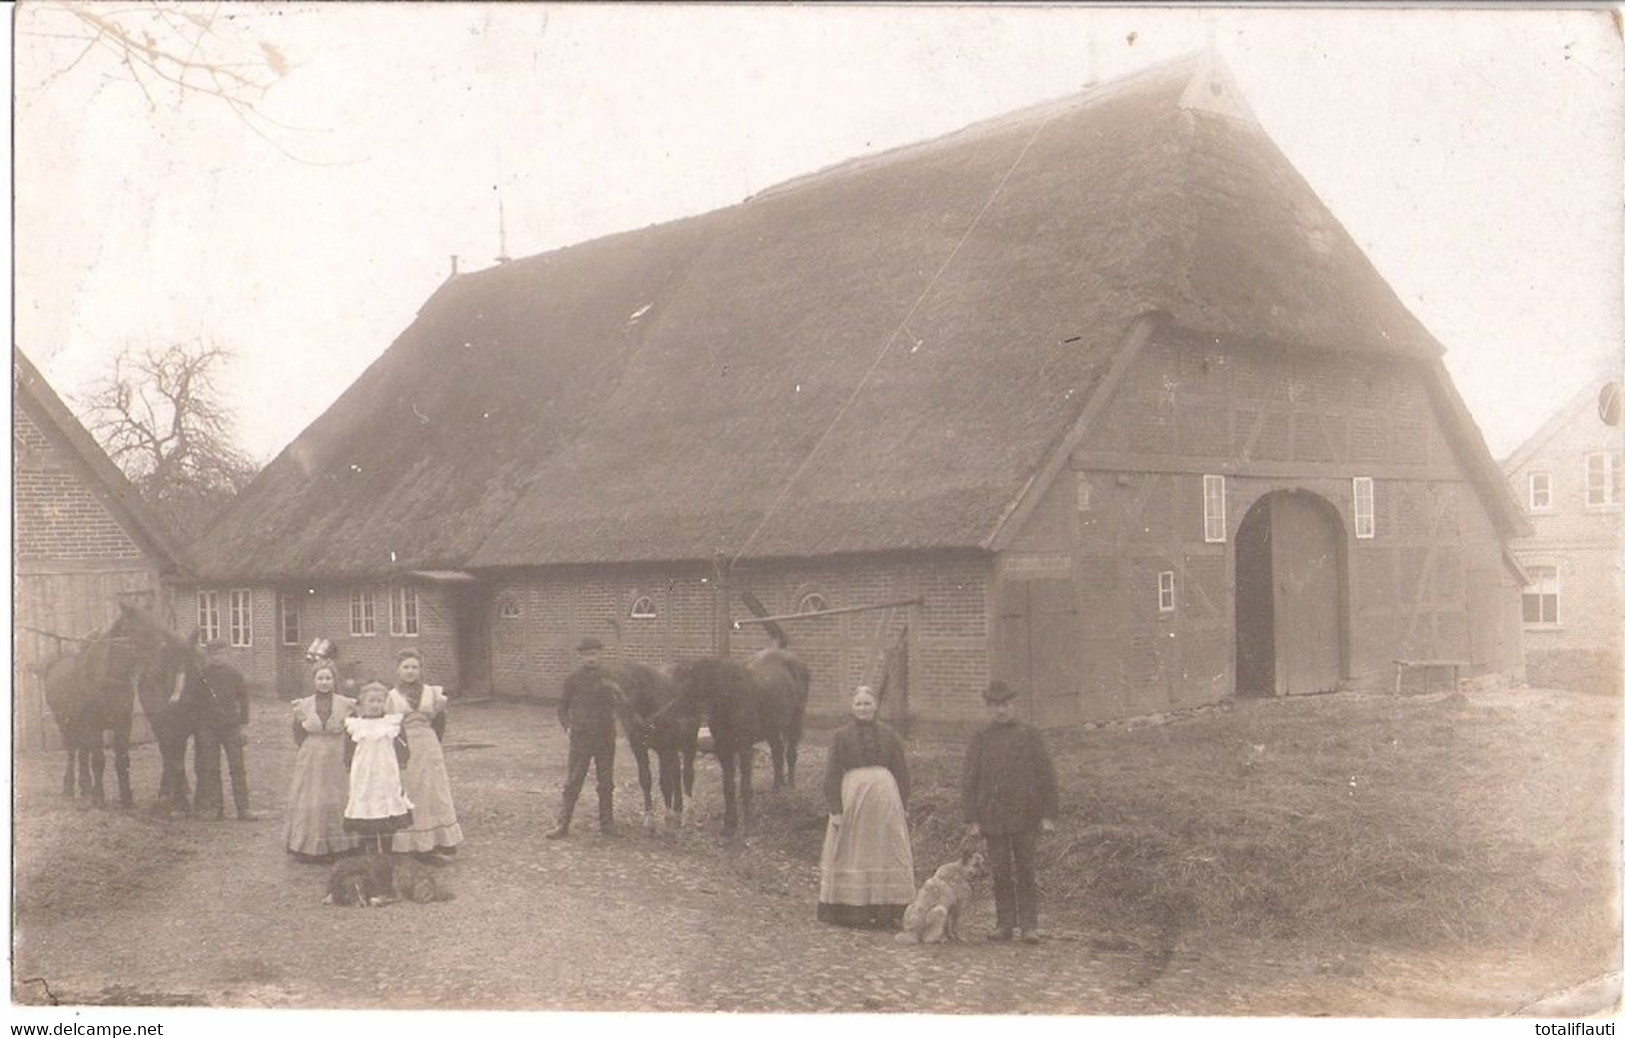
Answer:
[449, 254, 460, 277]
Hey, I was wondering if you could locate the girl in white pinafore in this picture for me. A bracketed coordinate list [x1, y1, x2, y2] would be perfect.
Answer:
[343, 682, 413, 854]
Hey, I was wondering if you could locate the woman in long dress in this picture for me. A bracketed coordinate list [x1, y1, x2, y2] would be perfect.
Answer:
[283, 661, 361, 861]
[817, 685, 916, 929]
[386, 648, 465, 859]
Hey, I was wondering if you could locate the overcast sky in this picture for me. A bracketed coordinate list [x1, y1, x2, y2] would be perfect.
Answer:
[14, 4, 1624, 468]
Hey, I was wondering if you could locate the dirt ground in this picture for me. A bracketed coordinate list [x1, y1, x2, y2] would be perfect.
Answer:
[11, 693, 1619, 1015]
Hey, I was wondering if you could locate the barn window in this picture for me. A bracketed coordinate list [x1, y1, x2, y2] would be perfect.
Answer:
[1158, 571, 1176, 613]
[629, 594, 657, 619]
[1353, 477, 1376, 539]
[798, 592, 830, 614]
[1585, 452, 1620, 508]
[228, 589, 253, 647]
[390, 585, 419, 637]
[1202, 475, 1226, 543]
[197, 591, 221, 643]
[280, 594, 301, 646]
[1528, 472, 1552, 512]
[1522, 565, 1560, 626]
[350, 590, 377, 637]
[498, 596, 521, 619]
[1075, 473, 1093, 512]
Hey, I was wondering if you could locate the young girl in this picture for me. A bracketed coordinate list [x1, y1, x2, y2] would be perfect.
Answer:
[283, 661, 361, 862]
[386, 649, 464, 859]
[343, 681, 414, 855]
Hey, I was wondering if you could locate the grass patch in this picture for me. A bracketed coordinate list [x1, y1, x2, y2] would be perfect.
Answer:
[746, 688, 1619, 965]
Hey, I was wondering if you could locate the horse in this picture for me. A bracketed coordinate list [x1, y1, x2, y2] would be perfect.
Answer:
[102, 603, 217, 811]
[605, 660, 699, 828]
[669, 646, 810, 836]
[40, 631, 140, 807]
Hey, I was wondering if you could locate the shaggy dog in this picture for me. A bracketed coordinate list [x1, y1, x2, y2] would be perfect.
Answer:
[895, 848, 988, 944]
[323, 854, 455, 907]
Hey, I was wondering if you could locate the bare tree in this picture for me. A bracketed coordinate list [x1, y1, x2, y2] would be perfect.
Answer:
[18, 1, 300, 155]
[79, 340, 259, 539]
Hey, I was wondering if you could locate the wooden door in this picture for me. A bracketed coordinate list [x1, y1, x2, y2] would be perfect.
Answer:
[1269, 494, 1343, 695]
[997, 578, 1080, 728]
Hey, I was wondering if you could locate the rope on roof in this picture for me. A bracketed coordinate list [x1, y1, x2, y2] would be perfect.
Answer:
[728, 104, 1062, 568]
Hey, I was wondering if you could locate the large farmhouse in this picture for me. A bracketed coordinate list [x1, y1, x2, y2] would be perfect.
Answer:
[187, 54, 1529, 726]
[14, 348, 189, 749]
[1502, 379, 1623, 694]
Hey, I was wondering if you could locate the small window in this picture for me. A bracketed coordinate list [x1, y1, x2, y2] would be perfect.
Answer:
[1353, 477, 1375, 539]
[350, 590, 376, 637]
[197, 591, 221, 644]
[498, 596, 521, 619]
[390, 585, 419, 637]
[228, 589, 253, 648]
[629, 595, 657, 619]
[1158, 571, 1175, 614]
[280, 594, 301, 646]
[1528, 472, 1552, 512]
[1203, 475, 1226, 543]
[798, 592, 829, 614]
[1522, 565, 1560, 626]
[1075, 473, 1092, 512]
[1585, 452, 1619, 508]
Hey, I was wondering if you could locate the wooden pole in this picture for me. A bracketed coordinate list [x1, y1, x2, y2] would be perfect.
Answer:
[713, 551, 732, 658]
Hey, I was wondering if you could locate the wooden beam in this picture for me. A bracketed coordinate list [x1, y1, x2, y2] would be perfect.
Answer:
[1068, 451, 1468, 484]
[732, 597, 924, 627]
[987, 315, 1157, 552]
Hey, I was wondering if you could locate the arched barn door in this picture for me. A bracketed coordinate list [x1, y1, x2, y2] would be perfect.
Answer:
[1234, 491, 1346, 697]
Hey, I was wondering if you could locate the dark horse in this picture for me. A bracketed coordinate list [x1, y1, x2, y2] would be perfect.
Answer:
[107, 604, 222, 810]
[41, 630, 142, 807]
[670, 646, 810, 836]
[606, 661, 700, 827]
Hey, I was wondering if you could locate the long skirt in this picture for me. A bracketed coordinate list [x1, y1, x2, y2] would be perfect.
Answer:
[817, 766, 915, 929]
[283, 733, 361, 856]
[391, 722, 465, 853]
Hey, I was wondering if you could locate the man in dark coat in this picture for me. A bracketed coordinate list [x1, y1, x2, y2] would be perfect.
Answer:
[192, 642, 256, 821]
[546, 637, 622, 838]
[962, 680, 1059, 943]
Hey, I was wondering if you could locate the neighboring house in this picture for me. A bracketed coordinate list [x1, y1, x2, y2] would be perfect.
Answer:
[1502, 379, 1624, 694]
[13, 348, 189, 749]
[188, 54, 1529, 727]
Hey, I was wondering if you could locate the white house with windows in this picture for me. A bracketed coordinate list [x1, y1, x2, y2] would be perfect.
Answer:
[1503, 378, 1624, 694]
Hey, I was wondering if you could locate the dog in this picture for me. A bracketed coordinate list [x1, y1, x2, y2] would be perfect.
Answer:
[323, 854, 455, 907]
[895, 847, 988, 944]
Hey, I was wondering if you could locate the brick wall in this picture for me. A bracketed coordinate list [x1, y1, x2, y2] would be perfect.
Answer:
[486, 554, 994, 724]
[15, 408, 144, 561]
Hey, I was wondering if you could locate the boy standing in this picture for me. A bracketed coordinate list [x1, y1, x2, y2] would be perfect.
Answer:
[962, 680, 1059, 943]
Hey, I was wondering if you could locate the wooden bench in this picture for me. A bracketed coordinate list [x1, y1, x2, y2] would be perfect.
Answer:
[1392, 658, 1469, 696]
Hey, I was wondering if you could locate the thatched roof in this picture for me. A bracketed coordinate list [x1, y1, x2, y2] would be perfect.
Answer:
[14, 347, 191, 573]
[193, 54, 1514, 581]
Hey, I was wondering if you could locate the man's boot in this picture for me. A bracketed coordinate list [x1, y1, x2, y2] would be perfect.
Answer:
[545, 801, 574, 839]
[599, 793, 618, 837]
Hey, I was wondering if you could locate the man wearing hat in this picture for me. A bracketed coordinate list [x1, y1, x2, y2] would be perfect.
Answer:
[961, 680, 1059, 943]
[546, 636, 623, 838]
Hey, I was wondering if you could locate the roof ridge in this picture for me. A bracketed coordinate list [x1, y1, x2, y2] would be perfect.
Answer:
[751, 51, 1203, 204]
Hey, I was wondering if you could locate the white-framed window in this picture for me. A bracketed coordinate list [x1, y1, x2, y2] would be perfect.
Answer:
[390, 585, 419, 637]
[629, 594, 657, 619]
[498, 596, 521, 619]
[1158, 571, 1176, 614]
[798, 592, 829, 614]
[228, 589, 253, 647]
[197, 591, 221, 643]
[1585, 452, 1619, 508]
[1203, 474, 1226, 543]
[350, 590, 376, 637]
[1528, 472, 1553, 512]
[1353, 476, 1375, 539]
[280, 594, 301, 646]
[1522, 565, 1560, 627]
[1075, 473, 1093, 512]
